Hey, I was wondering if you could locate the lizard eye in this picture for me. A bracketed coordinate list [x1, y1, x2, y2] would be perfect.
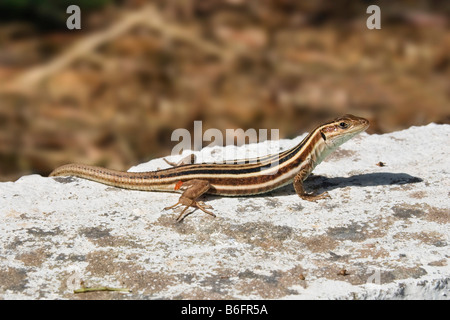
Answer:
[339, 122, 349, 129]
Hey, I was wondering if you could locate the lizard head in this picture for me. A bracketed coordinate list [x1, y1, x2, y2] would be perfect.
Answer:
[319, 114, 369, 148]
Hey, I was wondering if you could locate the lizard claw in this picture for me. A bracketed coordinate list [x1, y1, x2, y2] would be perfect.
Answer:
[301, 191, 330, 201]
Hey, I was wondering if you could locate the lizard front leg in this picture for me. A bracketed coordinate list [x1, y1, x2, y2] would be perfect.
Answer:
[164, 179, 215, 222]
[293, 159, 330, 201]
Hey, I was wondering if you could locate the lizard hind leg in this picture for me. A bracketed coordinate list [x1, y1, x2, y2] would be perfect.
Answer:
[163, 179, 215, 222]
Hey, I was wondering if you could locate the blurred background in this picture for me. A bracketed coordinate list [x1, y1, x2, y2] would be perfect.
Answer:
[0, 0, 448, 181]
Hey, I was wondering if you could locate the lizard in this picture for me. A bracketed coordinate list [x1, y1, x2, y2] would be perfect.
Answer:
[50, 114, 369, 221]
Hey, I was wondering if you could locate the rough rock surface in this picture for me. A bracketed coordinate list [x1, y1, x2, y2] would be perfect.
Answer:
[0, 124, 449, 299]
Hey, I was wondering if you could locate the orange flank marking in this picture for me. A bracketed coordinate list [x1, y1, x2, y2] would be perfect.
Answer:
[174, 181, 183, 190]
